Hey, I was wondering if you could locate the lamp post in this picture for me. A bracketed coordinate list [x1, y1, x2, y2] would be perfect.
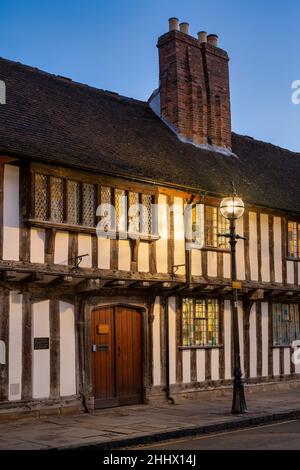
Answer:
[219, 185, 247, 414]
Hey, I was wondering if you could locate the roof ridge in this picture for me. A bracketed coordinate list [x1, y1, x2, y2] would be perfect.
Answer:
[0, 56, 147, 107]
[232, 132, 300, 157]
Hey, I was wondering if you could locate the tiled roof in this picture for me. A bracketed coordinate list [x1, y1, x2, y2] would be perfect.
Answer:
[0, 57, 299, 213]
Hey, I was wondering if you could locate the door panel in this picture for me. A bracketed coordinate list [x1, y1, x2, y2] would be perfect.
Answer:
[115, 307, 142, 405]
[91, 306, 142, 408]
[91, 307, 118, 408]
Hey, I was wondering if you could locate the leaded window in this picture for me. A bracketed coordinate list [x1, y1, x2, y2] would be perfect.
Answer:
[67, 180, 80, 225]
[288, 221, 300, 258]
[50, 177, 64, 223]
[182, 298, 220, 347]
[205, 205, 230, 249]
[33, 172, 155, 237]
[82, 183, 96, 227]
[35, 173, 48, 220]
[272, 303, 300, 346]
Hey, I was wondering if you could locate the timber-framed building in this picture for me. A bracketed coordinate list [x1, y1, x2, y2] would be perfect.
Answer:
[0, 18, 300, 419]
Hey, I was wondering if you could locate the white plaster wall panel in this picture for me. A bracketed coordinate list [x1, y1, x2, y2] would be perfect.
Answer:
[295, 346, 300, 374]
[98, 238, 110, 269]
[249, 212, 258, 281]
[182, 350, 191, 383]
[261, 303, 269, 377]
[249, 304, 257, 378]
[156, 195, 168, 274]
[77, 234, 92, 268]
[223, 253, 231, 279]
[59, 302, 76, 396]
[236, 216, 246, 280]
[207, 251, 218, 277]
[284, 348, 291, 376]
[191, 249, 202, 276]
[138, 242, 149, 273]
[32, 301, 50, 399]
[30, 228, 45, 263]
[152, 298, 161, 386]
[54, 231, 69, 265]
[118, 240, 131, 271]
[224, 300, 232, 380]
[3, 165, 20, 261]
[196, 349, 206, 382]
[260, 214, 270, 282]
[298, 263, 300, 286]
[211, 349, 219, 381]
[168, 297, 176, 385]
[173, 197, 185, 275]
[286, 261, 294, 285]
[238, 302, 245, 375]
[8, 292, 22, 401]
[273, 348, 280, 376]
[273, 217, 282, 283]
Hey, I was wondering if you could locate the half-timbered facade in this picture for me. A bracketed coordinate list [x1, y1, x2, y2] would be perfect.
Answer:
[0, 19, 300, 419]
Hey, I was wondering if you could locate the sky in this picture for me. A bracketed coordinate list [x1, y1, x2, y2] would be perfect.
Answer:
[1, 0, 300, 152]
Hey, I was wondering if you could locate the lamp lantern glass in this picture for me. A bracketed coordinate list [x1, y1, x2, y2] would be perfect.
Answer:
[220, 196, 244, 220]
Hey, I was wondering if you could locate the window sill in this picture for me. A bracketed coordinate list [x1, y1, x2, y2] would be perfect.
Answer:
[179, 345, 224, 351]
[271, 345, 296, 349]
[26, 219, 160, 241]
[286, 257, 300, 262]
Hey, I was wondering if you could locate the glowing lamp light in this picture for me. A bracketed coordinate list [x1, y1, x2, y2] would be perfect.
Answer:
[220, 196, 245, 220]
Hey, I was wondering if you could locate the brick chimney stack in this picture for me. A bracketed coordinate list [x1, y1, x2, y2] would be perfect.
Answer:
[156, 19, 232, 150]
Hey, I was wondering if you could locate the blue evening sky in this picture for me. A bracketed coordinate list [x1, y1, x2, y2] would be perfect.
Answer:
[1, 0, 299, 152]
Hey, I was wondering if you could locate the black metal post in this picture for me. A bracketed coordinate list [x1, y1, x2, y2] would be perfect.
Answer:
[229, 217, 247, 414]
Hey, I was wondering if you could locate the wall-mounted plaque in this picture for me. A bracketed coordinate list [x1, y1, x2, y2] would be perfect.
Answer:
[97, 324, 109, 335]
[34, 337, 50, 350]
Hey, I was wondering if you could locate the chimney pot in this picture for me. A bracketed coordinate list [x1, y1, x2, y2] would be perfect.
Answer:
[198, 31, 207, 43]
[207, 34, 219, 47]
[179, 22, 189, 35]
[168, 17, 179, 32]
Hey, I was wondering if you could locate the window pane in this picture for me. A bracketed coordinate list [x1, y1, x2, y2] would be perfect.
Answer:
[205, 206, 217, 247]
[50, 177, 63, 223]
[115, 189, 127, 232]
[100, 187, 112, 231]
[273, 303, 300, 346]
[141, 194, 152, 234]
[218, 210, 230, 249]
[288, 221, 297, 258]
[82, 183, 96, 226]
[182, 298, 219, 347]
[35, 174, 48, 220]
[128, 192, 140, 233]
[67, 180, 80, 225]
[192, 204, 204, 247]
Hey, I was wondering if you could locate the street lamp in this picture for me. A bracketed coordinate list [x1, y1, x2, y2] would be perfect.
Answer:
[219, 184, 247, 414]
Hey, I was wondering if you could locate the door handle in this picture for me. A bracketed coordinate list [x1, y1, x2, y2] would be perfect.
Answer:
[118, 346, 121, 357]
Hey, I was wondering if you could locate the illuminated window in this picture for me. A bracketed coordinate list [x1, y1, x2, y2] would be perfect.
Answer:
[272, 304, 300, 346]
[182, 298, 220, 347]
[205, 205, 230, 249]
[288, 221, 300, 258]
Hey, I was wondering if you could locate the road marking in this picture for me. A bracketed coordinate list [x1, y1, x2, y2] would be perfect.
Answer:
[136, 419, 298, 449]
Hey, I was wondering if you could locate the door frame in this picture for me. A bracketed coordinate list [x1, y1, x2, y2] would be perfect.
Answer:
[80, 296, 149, 409]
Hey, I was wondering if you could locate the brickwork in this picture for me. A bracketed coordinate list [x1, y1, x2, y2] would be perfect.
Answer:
[157, 30, 231, 149]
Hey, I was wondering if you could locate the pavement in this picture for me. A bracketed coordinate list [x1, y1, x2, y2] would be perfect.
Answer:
[1, 384, 300, 450]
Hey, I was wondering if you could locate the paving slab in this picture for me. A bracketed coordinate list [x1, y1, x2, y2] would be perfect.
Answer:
[1, 385, 300, 449]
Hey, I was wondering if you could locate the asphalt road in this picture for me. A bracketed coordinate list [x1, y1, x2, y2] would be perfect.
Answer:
[137, 419, 300, 450]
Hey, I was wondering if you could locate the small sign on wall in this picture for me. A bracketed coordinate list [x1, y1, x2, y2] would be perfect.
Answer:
[34, 337, 50, 350]
[97, 324, 109, 335]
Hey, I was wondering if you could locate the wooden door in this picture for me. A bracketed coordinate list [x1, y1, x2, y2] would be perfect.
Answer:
[91, 306, 143, 409]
